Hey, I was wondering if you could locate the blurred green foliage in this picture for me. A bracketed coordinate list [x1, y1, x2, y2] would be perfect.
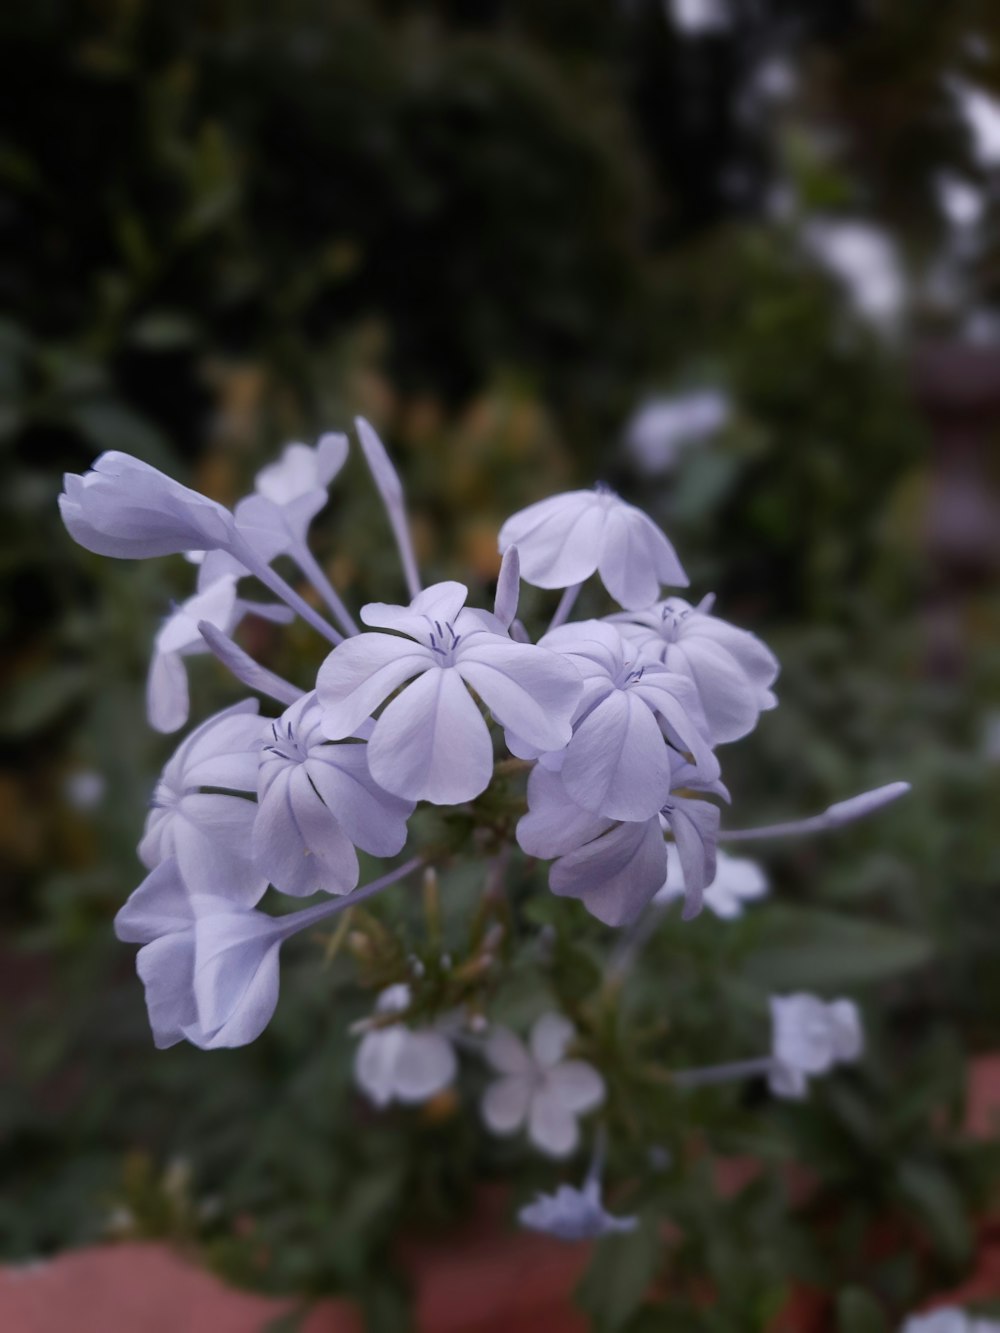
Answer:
[1, 2, 1000, 1330]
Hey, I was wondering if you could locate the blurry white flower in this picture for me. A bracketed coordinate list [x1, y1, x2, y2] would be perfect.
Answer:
[64, 769, 105, 811]
[623, 390, 730, 476]
[951, 79, 1000, 168]
[902, 1310, 1000, 1333]
[481, 1014, 604, 1157]
[803, 220, 906, 331]
[655, 844, 767, 918]
[668, 0, 730, 36]
[354, 985, 457, 1109]
[937, 173, 985, 231]
[769, 994, 863, 1100]
[519, 1178, 636, 1241]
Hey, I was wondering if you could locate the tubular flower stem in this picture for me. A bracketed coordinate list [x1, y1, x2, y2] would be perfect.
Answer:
[273, 856, 424, 940]
[231, 535, 343, 646]
[548, 582, 583, 631]
[720, 782, 910, 842]
[671, 1055, 777, 1088]
[292, 542, 360, 637]
[355, 417, 422, 600]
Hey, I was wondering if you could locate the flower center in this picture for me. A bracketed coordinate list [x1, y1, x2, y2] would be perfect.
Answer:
[659, 604, 690, 643]
[425, 618, 462, 667]
[263, 718, 308, 764]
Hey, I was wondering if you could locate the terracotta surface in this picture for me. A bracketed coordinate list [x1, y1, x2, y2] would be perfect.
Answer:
[4, 1057, 1000, 1332]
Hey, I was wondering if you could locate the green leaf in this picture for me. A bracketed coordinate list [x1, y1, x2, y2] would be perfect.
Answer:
[576, 1218, 661, 1333]
[836, 1288, 889, 1333]
[742, 908, 931, 990]
[895, 1160, 973, 1266]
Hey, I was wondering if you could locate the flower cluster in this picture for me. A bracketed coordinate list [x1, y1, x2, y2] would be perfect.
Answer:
[60, 422, 910, 1233]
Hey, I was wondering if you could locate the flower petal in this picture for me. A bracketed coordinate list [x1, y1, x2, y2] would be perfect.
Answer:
[367, 666, 494, 804]
[528, 1087, 580, 1158]
[481, 1075, 532, 1135]
[484, 1026, 533, 1075]
[317, 633, 435, 739]
[392, 1031, 458, 1102]
[516, 765, 612, 859]
[147, 649, 191, 735]
[188, 901, 284, 1048]
[545, 1061, 605, 1113]
[355, 1028, 408, 1108]
[305, 745, 413, 857]
[115, 859, 194, 944]
[135, 932, 198, 1049]
[550, 818, 667, 927]
[561, 690, 672, 821]
[456, 638, 580, 754]
[530, 1013, 575, 1068]
[252, 765, 359, 897]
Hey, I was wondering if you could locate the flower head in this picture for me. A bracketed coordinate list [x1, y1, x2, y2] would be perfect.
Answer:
[610, 595, 778, 744]
[498, 486, 687, 609]
[902, 1311, 1000, 1333]
[481, 1014, 604, 1157]
[518, 1178, 637, 1241]
[316, 582, 582, 804]
[60, 452, 237, 559]
[254, 694, 413, 897]
[114, 859, 288, 1050]
[353, 984, 457, 1108]
[769, 993, 863, 1099]
[139, 700, 268, 906]
[535, 620, 716, 822]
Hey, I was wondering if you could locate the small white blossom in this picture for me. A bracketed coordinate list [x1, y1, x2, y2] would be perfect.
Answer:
[655, 845, 768, 919]
[481, 1014, 604, 1158]
[498, 486, 687, 610]
[623, 390, 729, 476]
[354, 985, 457, 1108]
[902, 1310, 1000, 1333]
[519, 1178, 636, 1241]
[769, 994, 863, 1100]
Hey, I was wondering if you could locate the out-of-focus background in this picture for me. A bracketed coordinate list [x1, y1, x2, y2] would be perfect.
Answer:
[2, 2, 1000, 1330]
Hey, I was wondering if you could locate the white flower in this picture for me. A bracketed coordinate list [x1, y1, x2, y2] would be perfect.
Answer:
[481, 1014, 604, 1158]
[147, 574, 292, 734]
[60, 452, 237, 559]
[354, 985, 457, 1108]
[234, 434, 349, 558]
[254, 694, 413, 897]
[610, 595, 778, 745]
[519, 1178, 636, 1241]
[138, 700, 267, 906]
[654, 845, 768, 919]
[902, 1310, 1000, 1333]
[498, 486, 687, 610]
[623, 390, 729, 476]
[535, 620, 717, 821]
[316, 581, 582, 804]
[769, 994, 863, 1100]
[803, 219, 906, 332]
[114, 859, 288, 1050]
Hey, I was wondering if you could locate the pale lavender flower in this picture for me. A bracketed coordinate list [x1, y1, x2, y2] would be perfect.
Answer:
[534, 620, 716, 821]
[60, 452, 239, 558]
[147, 574, 293, 734]
[139, 700, 268, 906]
[610, 595, 778, 745]
[353, 984, 457, 1108]
[498, 486, 687, 610]
[481, 1014, 604, 1158]
[769, 994, 863, 1100]
[519, 1178, 637, 1241]
[654, 845, 768, 919]
[623, 389, 730, 477]
[114, 858, 287, 1050]
[255, 694, 413, 897]
[903, 1311, 1000, 1333]
[316, 581, 582, 804]
[517, 759, 722, 925]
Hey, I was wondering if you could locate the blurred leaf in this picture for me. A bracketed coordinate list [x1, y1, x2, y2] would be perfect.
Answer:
[743, 908, 932, 990]
[0, 666, 90, 737]
[576, 1217, 661, 1332]
[836, 1287, 889, 1333]
[895, 1160, 973, 1267]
